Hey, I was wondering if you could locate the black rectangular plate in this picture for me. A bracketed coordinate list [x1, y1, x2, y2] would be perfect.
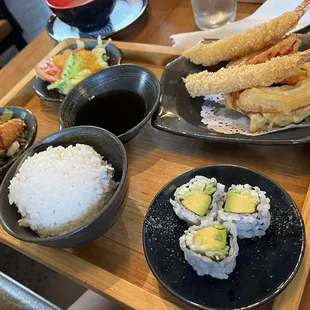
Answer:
[152, 34, 310, 145]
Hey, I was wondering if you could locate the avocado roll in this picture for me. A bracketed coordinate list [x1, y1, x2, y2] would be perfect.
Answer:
[179, 219, 238, 279]
[170, 176, 225, 225]
[217, 184, 271, 239]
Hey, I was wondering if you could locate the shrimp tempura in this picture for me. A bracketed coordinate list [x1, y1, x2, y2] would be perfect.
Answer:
[184, 50, 310, 96]
[183, 0, 310, 66]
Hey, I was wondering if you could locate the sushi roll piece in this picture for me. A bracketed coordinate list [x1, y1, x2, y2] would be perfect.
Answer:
[217, 184, 271, 239]
[170, 176, 225, 225]
[179, 219, 238, 280]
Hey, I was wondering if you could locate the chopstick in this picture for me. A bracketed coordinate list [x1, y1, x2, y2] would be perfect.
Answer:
[272, 185, 310, 310]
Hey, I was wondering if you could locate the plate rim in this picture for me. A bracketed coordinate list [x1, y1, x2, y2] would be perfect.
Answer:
[46, 0, 149, 42]
[142, 164, 306, 310]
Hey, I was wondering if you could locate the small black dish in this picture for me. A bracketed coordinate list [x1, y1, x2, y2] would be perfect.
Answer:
[46, 0, 148, 42]
[153, 34, 310, 145]
[0, 126, 128, 248]
[33, 40, 122, 103]
[143, 165, 305, 310]
[0, 107, 37, 183]
[59, 64, 161, 143]
[46, 0, 116, 31]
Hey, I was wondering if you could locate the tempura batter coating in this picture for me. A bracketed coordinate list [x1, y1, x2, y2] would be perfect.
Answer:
[184, 51, 310, 96]
[0, 119, 24, 151]
[224, 63, 310, 132]
[227, 34, 301, 67]
[183, 0, 310, 66]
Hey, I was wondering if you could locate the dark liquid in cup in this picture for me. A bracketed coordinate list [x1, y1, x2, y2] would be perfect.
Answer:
[75, 90, 147, 136]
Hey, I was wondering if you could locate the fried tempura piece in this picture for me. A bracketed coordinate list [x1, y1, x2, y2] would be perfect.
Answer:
[247, 106, 310, 132]
[0, 119, 24, 151]
[282, 67, 309, 84]
[224, 63, 310, 132]
[183, 0, 310, 66]
[184, 50, 310, 96]
[227, 34, 301, 68]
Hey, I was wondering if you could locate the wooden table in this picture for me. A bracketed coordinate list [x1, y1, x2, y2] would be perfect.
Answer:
[1, 1, 309, 309]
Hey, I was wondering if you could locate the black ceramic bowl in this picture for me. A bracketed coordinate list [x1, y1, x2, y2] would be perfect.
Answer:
[33, 40, 122, 103]
[46, 0, 116, 31]
[59, 64, 161, 143]
[0, 126, 128, 248]
[0, 107, 37, 183]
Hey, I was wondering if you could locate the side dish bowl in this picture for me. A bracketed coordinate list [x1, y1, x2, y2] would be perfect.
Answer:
[33, 40, 122, 103]
[0, 126, 128, 248]
[0, 107, 37, 182]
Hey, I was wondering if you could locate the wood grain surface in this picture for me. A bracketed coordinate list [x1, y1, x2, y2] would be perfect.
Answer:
[1, 38, 310, 310]
[0, 1, 309, 310]
[0, 1, 260, 100]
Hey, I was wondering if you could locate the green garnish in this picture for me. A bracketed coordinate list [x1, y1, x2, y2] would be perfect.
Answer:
[214, 224, 226, 230]
[2, 109, 13, 122]
[203, 186, 216, 196]
[214, 231, 224, 242]
[19, 130, 28, 140]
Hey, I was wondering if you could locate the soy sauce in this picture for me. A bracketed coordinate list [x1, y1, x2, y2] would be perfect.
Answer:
[75, 90, 147, 136]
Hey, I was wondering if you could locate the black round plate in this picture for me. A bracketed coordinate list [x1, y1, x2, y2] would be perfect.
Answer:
[33, 40, 122, 103]
[143, 165, 305, 310]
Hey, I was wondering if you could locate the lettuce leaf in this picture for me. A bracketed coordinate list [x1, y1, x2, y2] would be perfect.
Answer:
[91, 36, 110, 69]
[47, 69, 92, 95]
[61, 53, 83, 79]
[2, 109, 13, 122]
[70, 69, 92, 87]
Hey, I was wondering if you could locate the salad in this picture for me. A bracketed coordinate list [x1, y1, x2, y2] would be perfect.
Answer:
[35, 36, 111, 95]
[0, 109, 27, 164]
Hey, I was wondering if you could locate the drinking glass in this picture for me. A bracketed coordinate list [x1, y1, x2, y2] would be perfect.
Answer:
[191, 0, 237, 30]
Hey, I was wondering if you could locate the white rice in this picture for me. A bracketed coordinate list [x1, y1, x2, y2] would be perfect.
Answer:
[8, 144, 117, 238]
[179, 219, 239, 280]
[217, 184, 271, 239]
[170, 176, 225, 225]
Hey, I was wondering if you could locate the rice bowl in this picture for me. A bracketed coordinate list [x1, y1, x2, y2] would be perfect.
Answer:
[8, 143, 117, 238]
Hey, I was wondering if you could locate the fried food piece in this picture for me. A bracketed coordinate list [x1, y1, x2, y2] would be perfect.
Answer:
[183, 0, 310, 67]
[282, 67, 309, 85]
[224, 63, 310, 132]
[184, 50, 310, 96]
[227, 34, 301, 68]
[0, 119, 24, 151]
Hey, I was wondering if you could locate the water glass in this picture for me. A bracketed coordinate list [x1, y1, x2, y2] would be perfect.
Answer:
[191, 0, 237, 30]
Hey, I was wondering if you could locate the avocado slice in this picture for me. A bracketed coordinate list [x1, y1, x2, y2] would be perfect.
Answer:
[224, 191, 258, 213]
[203, 186, 216, 196]
[193, 226, 227, 250]
[182, 192, 211, 216]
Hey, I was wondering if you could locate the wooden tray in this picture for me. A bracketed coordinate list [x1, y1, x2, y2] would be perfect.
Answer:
[0, 39, 309, 310]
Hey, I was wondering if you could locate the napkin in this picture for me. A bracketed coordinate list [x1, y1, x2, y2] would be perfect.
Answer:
[171, 0, 310, 49]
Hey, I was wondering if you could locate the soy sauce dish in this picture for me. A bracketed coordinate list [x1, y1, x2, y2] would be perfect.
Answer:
[59, 64, 161, 143]
[143, 165, 305, 310]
